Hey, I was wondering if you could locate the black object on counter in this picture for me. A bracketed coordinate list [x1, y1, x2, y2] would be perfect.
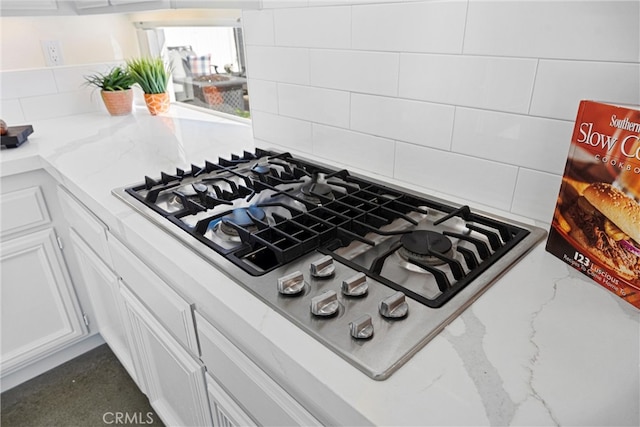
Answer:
[1, 125, 33, 148]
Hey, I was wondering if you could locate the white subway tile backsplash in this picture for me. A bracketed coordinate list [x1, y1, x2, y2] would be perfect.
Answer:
[464, 0, 640, 62]
[1, 99, 26, 124]
[451, 108, 574, 175]
[275, 6, 350, 49]
[352, 0, 466, 54]
[251, 110, 313, 153]
[312, 124, 395, 177]
[54, 63, 120, 93]
[0, 69, 57, 99]
[530, 60, 640, 121]
[309, 49, 399, 96]
[278, 83, 350, 128]
[394, 142, 518, 211]
[247, 79, 278, 113]
[350, 93, 454, 149]
[241, 0, 638, 221]
[19, 89, 101, 121]
[511, 168, 562, 223]
[246, 46, 309, 85]
[398, 54, 537, 113]
[242, 10, 275, 46]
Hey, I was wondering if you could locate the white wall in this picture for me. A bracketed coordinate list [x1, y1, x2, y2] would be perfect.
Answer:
[0, 15, 139, 70]
[0, 14, 141, 123]
[0, 8, 243, 124]
[242, 0, 640, 222]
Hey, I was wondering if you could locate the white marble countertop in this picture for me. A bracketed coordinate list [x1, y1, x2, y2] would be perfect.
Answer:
[2, 105, 638, 426]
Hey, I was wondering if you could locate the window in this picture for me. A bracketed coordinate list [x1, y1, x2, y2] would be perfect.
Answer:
[137, 23, 249, 119]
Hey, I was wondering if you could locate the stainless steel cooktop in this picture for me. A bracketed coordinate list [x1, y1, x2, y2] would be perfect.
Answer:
[112, 149, 546, 380]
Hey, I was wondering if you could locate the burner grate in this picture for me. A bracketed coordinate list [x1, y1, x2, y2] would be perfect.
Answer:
[124, 149, 534, 301]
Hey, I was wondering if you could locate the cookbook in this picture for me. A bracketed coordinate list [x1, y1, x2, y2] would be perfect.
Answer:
[546, 100, 640, 309]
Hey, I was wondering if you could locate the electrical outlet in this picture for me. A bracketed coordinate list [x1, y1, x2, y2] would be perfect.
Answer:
[41, 40, 64, 66]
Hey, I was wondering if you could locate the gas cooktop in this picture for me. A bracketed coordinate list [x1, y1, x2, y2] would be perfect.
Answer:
[113, 148, 546, 380]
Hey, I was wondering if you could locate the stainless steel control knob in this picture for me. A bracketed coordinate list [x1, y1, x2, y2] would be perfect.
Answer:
[277, 271, 305, 295]
[379, 291, 409, 319]
[309, 255, 335, 278]
[310, 290, 339, 317]
[349, 314, 374, 339]
[341, 272, 368, 297]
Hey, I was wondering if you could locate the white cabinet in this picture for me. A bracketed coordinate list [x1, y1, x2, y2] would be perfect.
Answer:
[171, 0, 260, 9]
[0, 1, 57, 10]
[195, 312, 321, 427]
[73, 0, 170, 13]
[57, 186, 112, 269]
[73, 0, 109, 8]
[0, 186, 50, 236]
[206, 373, 256, 427]
[120, 284, 212, 427]
[1, 228, 87, 374]
[108, 234, 199, 355]
[68, 230, 137, 385]
[0, 172, 88, 381]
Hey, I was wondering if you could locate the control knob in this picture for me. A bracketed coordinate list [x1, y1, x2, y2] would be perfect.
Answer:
[309, 255, 335, 278]
[379, 292, 409, 319]
[349, 314, 374, 339]
[310, 290, 339, 317]
[341, 272, 368, 297]
[277, 271, 305, 296]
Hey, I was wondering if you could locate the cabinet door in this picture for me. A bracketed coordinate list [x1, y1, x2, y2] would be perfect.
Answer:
[120, 285, 212, 427]
[206, 373, 256, 427]
[68, 230, 137, 385]
[196, 312, 321, 426]
[1, 228, 87, 375]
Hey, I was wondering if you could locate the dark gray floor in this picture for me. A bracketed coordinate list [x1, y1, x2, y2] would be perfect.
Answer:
[1, 344, 163, 427]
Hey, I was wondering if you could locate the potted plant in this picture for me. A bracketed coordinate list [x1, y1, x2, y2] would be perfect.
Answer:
[84, 66, 135, 116]
[127, 57, 171, 115]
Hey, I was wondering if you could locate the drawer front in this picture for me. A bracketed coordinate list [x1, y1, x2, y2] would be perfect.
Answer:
[57, 186, 112, 266]
[0, 186, 50, 235]
[108, 234, 199, 355]
[195, 312, 321, 427]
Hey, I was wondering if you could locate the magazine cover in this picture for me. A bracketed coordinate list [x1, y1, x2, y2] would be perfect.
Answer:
[546, 100, 640, 309]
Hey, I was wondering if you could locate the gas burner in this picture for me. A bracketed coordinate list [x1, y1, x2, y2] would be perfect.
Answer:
[251, 162, 271, 176]
[219, 206, 266, 237]
[167, 183, 205, 208]
[300, 181, 335, 205]
[398, 230, 454, 266]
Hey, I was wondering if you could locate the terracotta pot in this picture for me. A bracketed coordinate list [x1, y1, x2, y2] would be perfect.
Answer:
[202, 86, 223, 105]
[144, 92, 170, 115]
[101, 89, 133, 116]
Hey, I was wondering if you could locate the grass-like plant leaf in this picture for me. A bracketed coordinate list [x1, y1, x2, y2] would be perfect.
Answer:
[126, 57, 171, 94]
[84, 66, 134, 91]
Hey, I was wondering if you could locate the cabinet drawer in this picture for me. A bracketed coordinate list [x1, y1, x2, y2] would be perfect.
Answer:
[0, 186, 50, 235]
[195, 312, 321, 427]
[108, 234, 198, 355]
[57, 186, 112, 266]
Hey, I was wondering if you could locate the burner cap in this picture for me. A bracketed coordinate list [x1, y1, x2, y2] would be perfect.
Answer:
[222, 206, 266, 228]
[400, 230, 452, 256]
[251, 163, 270, 175]
[300, 182, 335, 205]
